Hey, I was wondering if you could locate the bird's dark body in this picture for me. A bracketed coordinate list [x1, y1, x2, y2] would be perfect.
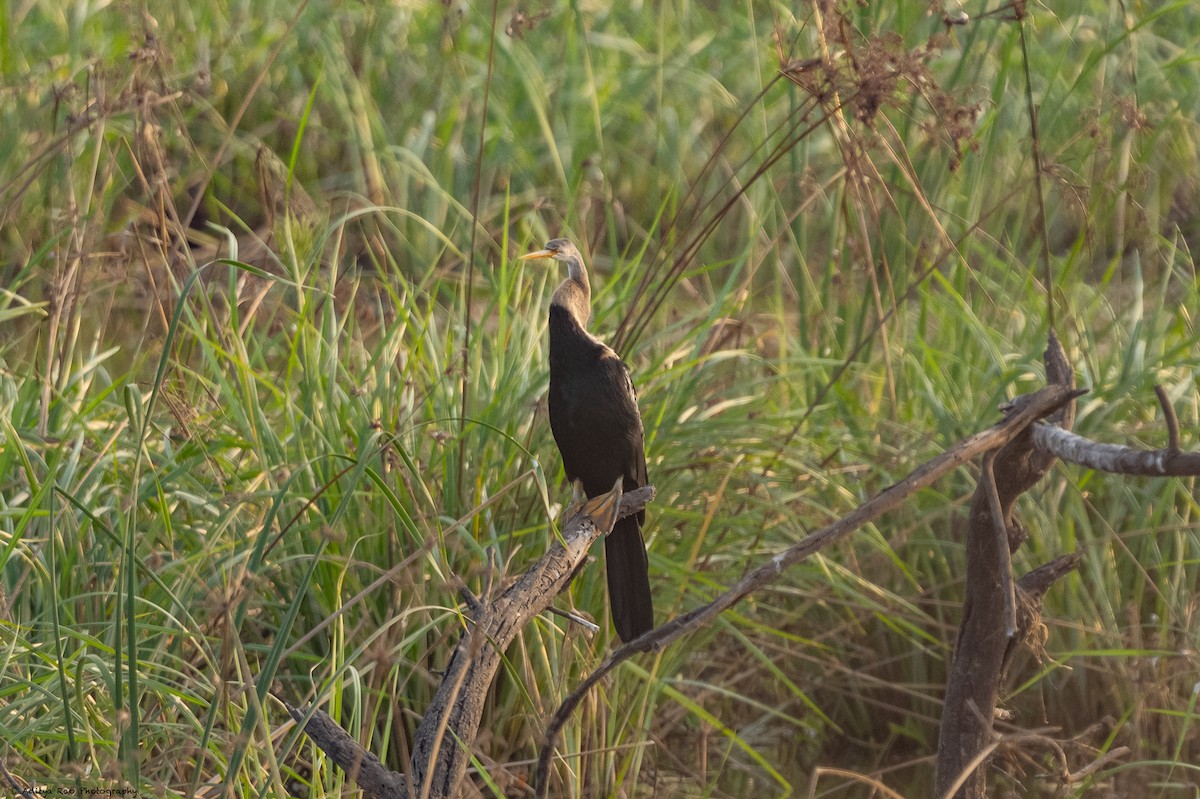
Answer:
[547, 303, 654, 642]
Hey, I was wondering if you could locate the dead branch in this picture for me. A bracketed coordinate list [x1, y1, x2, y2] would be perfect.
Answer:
[1153, 384, 1181, 454]
[286, 481, 655, 799]
[1030, 378, 1198, 476]
[281, 699, 409, 798]
[1031, 424, 1200, 476]
[935, 332, 1079, 799]
[534, 381, 1083, 796]
[1016, 552, 1082, 600]
[1061, 745, 1132, 785]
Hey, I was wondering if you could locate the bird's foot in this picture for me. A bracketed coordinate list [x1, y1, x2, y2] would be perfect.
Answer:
[579, 477, 623, 533]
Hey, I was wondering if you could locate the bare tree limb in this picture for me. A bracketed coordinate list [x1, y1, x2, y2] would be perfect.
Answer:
[286, 481, 655, 799]
[1029, 362, 1199, 476]
[1031, 424, 1200, 476]
[281, 698, 410, 798]
[535, 382, 1083, 796]
[934, 333, 1078, 799]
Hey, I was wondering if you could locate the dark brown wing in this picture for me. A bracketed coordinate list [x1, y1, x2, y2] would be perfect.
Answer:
[547, 309, 653, 640]
[548, 328, 644, 497]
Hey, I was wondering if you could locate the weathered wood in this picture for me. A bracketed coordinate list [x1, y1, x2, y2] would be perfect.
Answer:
[1031, 423, 1200, 476]
[282, 699, 409, 798]
[934, 332, 1077, 799]
[288, 482, 655, 799]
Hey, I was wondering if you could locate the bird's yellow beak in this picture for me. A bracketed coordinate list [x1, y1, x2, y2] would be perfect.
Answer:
[519, 248, 555, 261]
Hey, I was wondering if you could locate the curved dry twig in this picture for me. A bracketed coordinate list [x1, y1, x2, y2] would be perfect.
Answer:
[1152, 385, 1181, 454]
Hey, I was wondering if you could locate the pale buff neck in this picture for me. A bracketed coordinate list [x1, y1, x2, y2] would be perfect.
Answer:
[551, 254, 592, 329]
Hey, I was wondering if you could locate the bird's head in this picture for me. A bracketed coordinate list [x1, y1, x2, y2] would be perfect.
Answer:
[520, 238, 591, 326]
[518, 238, 580, 265]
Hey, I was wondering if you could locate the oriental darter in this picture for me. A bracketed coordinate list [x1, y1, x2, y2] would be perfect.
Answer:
[520, 239, 654, 642]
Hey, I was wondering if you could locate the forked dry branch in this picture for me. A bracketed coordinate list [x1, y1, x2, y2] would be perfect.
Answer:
[936, 331, 1077, 798]
[284, 481, 654, 799]
[936, 334, 1200, 798]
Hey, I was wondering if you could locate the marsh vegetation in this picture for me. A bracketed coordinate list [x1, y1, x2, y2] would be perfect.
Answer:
[2, 1, 1198, 796]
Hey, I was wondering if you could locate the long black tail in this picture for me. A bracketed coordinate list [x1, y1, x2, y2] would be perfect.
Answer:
[605, 515, 654, 642]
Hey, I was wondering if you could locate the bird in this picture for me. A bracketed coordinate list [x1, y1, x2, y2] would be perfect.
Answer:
[520, 238, 654, 642]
